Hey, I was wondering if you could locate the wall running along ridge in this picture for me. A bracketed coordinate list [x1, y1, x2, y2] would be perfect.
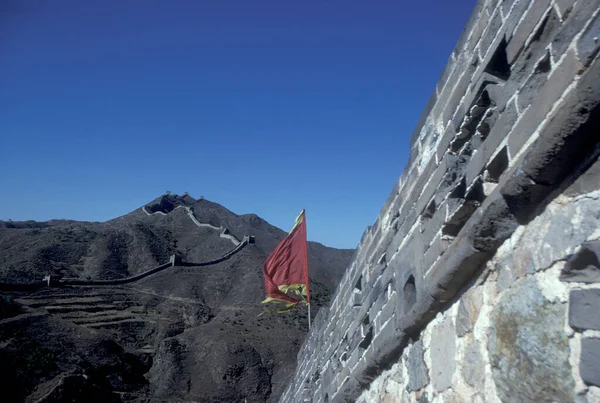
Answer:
[281, 0, 600, 401]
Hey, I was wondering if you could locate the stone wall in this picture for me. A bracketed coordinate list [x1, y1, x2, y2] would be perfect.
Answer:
[280, 0, 600, 401]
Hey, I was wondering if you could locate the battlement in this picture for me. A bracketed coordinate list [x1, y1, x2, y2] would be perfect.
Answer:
[281, 0, 600, 401]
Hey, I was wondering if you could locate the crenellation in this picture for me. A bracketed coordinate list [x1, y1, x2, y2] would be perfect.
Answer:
[281, 0, 600, 400]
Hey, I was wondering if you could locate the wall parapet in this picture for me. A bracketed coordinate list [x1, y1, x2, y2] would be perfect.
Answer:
[281, 0, 600, 401]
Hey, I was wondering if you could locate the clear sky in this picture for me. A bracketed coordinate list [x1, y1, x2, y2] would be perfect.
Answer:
[0, 0, 476, 249]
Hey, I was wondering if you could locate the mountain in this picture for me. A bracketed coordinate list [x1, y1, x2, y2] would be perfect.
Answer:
[0, 194, 354, 402]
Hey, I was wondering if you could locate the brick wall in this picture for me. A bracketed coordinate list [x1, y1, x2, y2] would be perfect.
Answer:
[281, 0, 600, 401]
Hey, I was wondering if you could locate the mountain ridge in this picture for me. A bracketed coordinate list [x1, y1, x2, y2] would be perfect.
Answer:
[0, 193, 354, 402]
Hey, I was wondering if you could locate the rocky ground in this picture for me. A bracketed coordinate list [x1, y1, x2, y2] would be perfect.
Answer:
[0, 194, 353, 402]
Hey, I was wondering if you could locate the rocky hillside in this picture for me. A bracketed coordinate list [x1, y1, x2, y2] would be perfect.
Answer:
[0, 194, 354, 402]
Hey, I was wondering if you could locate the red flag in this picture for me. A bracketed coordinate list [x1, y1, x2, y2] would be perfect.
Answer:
[262, 210, 310, 311]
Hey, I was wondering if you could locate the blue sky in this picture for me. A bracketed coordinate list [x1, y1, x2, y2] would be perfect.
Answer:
[0, 0, 476, 249]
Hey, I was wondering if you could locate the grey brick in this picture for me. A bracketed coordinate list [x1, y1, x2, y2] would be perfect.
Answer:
[506, 0, 552, 64]
[375, 298, 396, 334]
[441, 56, 479, 126]
[580, 338, 600, 387]
[517, 53, 551, 111]
[508, 49, 582, 158]
[454, 0, 488, 54]
[436, 55, 458, 99]
[359, 225, 372, 246]
[504, 0, 534, 39]
[371, 313, 403, 366]
[501, 0, 519, 16]
[407, 339, 430, 391]
[479, 9, 504, 60]
[422, 233, 452, 273]
[578, 10, 600, 67]
[369, 289, 388, 324]
[552, 0, 600, 61]
[433, 53, 469, 119]
[386, 222, 405, 259]
[379, 181, 400, 223]
[555, 0, 576, 19]
[569, 289, 600, 330]
[436, 124, 457, 162]
[466, 99, 517, 187]
[421, 199, 448, 250]
[466, 4, 491, 52]
[415, 157, 451, 216]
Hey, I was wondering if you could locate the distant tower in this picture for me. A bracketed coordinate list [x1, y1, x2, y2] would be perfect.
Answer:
[184, 191, 189, 196]
[165, 190, 171, 195]
[199, 195, 204, 200]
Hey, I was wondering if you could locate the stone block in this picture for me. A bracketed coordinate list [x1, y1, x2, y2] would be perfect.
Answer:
[414, 157, 451, 217]
[348, 326, 363, 355]
[375, 298, 396, 334]
[386, 210, 415, 259]
[436, 124, 457, 163]
[371, 313, 404, 369]
[580, 338, 600, 387]
[569, 289, 600, 331]
[466, 98, 517, 186]
[452, 75, 507, 136]
[506, 0, 552, 64]
[504, 0, 533, 39]
[369, 289, 389, 324]
[422, 232, 452, 274]
[406, 339, 429, 391]
[372, 229, 396, 266]
[441, 56, 479, 126]
[456, 286, 484, 337]
[487, 278, 575, 402]
[479, 9, 504, 61]
[508, 49, 582, 159]
[462, 341, 485, 390]
[518, 54, 553, 112]
[430, 318, 457, 391]
[466, 4, 490, 52]
[552, 0, 600, 61]
[436, 55, 458, 98]
[555, 0, 575, 18]
[561, 240, 600, 283]
[578, 11, 600, 67]
[421, 199, 448, 250]
[347, 346, 360, 371]
[433, 53, 471, 118]
[564, 157, 600, 197]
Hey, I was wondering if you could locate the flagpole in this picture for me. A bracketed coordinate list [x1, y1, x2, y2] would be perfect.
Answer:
[302, 209, 311, 331]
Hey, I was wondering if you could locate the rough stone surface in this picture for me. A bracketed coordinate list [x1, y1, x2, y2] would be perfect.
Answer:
[569, 289, 600, 331]
[462, 341, 485, 391]
[564, 157, 600, 197]
[577, 10, 600, 67]
[429, 318, 456, 392]
[561, 241, 600, 283]
[580, 338, 600, 387]
[406, 340, 429, 392]
[488, 278, 575, 402]
[456, 286, 483, 337]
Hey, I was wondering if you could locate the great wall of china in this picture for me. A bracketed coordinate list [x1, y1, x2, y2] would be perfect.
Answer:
[281, 0, 600, 401]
